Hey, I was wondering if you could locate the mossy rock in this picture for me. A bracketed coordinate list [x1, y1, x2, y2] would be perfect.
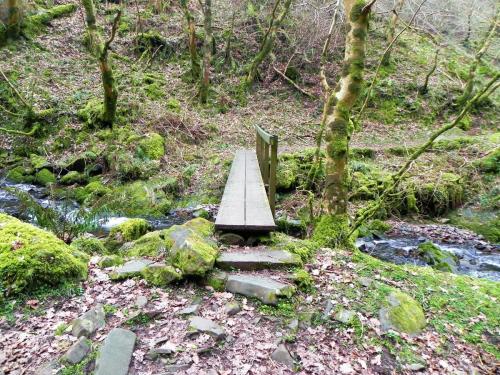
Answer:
[104, 218, 151, 252]
[74, 181, 111, 204]
[77, 98, 104, 127]
[29, 154, 50, 169]
[141, 263, 182, 286]
[268, 232, 317, 262]
[448, 208, 500, 243]
[6, 166, 35, 183]
[137, 133, 165, 160]
[122, 230, 168, 257]
[60, 171, 87, 185]
[292, 269, 313, 292]
[182, 218, 214, 238]
[0, 213, 87, 295]
[106, 150, 160, 181]
[357, 219, 392, 238]
[35, 168, 56, 186]
[312, 214, 352, 248]
[71, 236, 107, 255]
[98, 255, 124, 268]
[417, 241, 458, 272]
[379, 290, 426, 335]
[276, 158, 300, 191]
[474, 148, 499, 174]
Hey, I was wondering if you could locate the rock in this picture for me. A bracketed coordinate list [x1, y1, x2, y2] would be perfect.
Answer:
[193, 208, 210, 219]
[110, 258, 154, 280]
[379, 290, 426, 335]
[95, 328, 136, 375]
[33, 360, 61, 375]
[406, 363, 426, 371]
[146, 344, 176, 360]
[104, 218, 151, 251]
[61, 337, 91, 364]
[205, 270, 228, 291]
[216, 249, 301, 270]
[0, 213, 87, 296]
[35, 168, 56, 186]
[358, 276, 373, 287]
[188, 316, 226, 341]
[141, 263, 182, 286]
[98, 255, 124, 268]
[219, 233, 245, 246]
[339, 363, 354, 374]
[322, 299, 335, 319]
[224, 301, 241, 316]
[135, 295, 148, 308]
[72, 235, 107, 255]
[138, 132, 165, 160]
[271, 344, 295, 370]
[72, 304, 106, 337]
[276, 217, 306, 236]
[334, 309, 356, 324]
[60, 171, 87, 185]
[417, 241, 458, 272]
[288, 318, 299, 332]
[225, 274, 295, 305]
[177, 297, 202, 315]
[162, 363, 193, 373]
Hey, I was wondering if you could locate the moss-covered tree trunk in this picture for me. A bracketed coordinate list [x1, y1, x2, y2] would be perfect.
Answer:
[383, 0, 404, 65]
[181, 0, 201, 80]
[245, 0, 293, 86]
[82, 0, 100, 54]
[320, 0, 371, 240]
[457, 9, 498, 105]
[199, 0, 212, 103]
[1, 0, 23, 43]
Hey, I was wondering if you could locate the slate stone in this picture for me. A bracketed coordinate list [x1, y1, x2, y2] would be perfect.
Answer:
[72, 304, 105, 337]
[271, 344, 295, 370]
[162, 363, 193, 373]
[225, 274, 295, 305]
[34, 361, 61, 375]
[176, 297, 202, 316]
[322, 299, 335, 319]
[217, 249, 301, 270]
[61, 337, 91, 365]
[379, 291, 426, 335]
[135, 295, 148, 308]
[188, 316, 226, 341]
[95, 328, 136, 375]
[110, 258, 154, 280]
[334, 309, 356, 324]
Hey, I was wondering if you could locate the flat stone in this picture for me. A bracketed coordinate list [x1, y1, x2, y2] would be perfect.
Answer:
[225, 274, 295, 305]
[219, 233, 245, 246]
[271, 344, 295, 370]
[72, 304, 105, 337]
[110, 258, 154, 280]
[95, 328, 136, 375]
[162, 363, 193, 373]
[177, 297, 202, 316]
[34, 361, 61, 375]
[358, 276, 373, 287]
[135, 295, 148, 308]
[322, 299, 335, 319]
[188, 316, 226, 341]
[217, 249, 301, 270]
[407, 363, 426, 371]
[61, 337, 91, 365]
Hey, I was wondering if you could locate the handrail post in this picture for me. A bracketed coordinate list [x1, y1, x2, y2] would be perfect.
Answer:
[254, 125, 278, 218]
[269, 137, 277, 216]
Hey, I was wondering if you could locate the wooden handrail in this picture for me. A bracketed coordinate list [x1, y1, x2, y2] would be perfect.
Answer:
[255, 124, 278, 216]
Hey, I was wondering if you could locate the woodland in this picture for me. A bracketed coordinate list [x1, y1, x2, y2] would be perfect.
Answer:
[0, 0, 499, 374]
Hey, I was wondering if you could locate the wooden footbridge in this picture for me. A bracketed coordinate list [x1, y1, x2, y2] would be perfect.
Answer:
[215, 125, 278, 232]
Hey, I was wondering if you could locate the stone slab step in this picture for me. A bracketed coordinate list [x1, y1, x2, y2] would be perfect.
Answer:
[225, 274, 295, 305]
[216, 249, 301, 271]
[95, 328, 136, 375]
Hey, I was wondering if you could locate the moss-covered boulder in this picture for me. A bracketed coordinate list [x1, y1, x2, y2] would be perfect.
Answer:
[379, 290, 426, 335]
[137, 133, 165, 160]
[29, 154, 50, 169]
[0, 213, 87, 295]
[35, 168, 56, 186]
[449, 208, 500, 243]
[60, 171, 87, 185]
[312, 214, 352, 248]
[182, 217, 214, 237]
[6, 165, 35, 183]
[417, 241, 458, 272]
[474, 148, 499, 174]
[141, 263, 182, 286]
[98, 255, 124, 268]
[71, 235, 107, 255]
[104, 218, 151, 252]
[276, 158, 300, 191]
[357, 219, 392, 238]
[74, 181, 111, 204]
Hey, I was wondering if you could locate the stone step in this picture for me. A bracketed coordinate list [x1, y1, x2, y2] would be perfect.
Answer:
[225, 274, 295, 305]
[95, 328, 136, 375]
[110, 258, 154, 280]
[216, 249, 301, 271]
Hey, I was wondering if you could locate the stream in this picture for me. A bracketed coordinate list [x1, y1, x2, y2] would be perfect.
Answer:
[0, 179, 212, 235]
[1, 179, 499, 282]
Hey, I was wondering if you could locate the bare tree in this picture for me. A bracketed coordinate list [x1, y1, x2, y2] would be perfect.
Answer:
[382, 0, 405, 65]
[199, 0, 212, 103]
[180, 0, 201, 80]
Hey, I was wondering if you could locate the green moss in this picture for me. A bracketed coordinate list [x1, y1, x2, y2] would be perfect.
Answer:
[105, 218, 151, 251]
[35, 168, 56, 186]
[166, 98, 181, 112]
[182, 217, 214, 237]
[71, 236, 107, 255]
[60, 171, 87, 185]
[0, 213, 87, 295]
[77, 98, 104, 127]
[137, 133, 165, 160]
[474, 148, 499, 174]
[23, 4, 77, 38]
[417, 242, 458, 272]
[74, 181, 111, 204]
[292, 269, 314, 292]
[449, 209, 499, 243]
[6, 166, 35, 183]
[381, 290, 426, 335]
[312, 214, 352, 248]
[145, 82, 165, 100]
[141, 263, 182, 286]
[357, 219, 392, 238]
[29, 154, 49, 169]
[267, 232, 316, 261]
[276, 158, 300, 191]
[98, 255, 124, 268]
[205, 270, 227, 291]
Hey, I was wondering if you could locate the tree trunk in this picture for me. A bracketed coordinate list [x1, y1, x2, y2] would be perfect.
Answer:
[383, 0, 404, 65]
[1, 0, 23, 43]
[199, 0, 212, 103]
[82, 0, 101, 55]
[419, 47, 439, 94]
[181, 0, 201, 80]
[245, 0, 293, 86]
[323, 0, 371, 216]
[457, 9, 498, 105]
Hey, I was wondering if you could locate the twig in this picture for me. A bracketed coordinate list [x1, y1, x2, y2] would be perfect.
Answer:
[0, 124, 40, 136]
[272, 66, 317, 98]
[0, 67, 32, 110]
[101, 10, 121, 60]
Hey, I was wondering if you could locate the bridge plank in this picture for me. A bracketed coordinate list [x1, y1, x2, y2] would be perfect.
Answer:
[215, 149, 276, 232]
